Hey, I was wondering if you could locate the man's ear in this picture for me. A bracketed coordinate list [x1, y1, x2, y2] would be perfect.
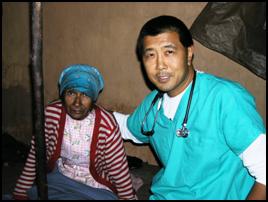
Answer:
[187, 45, 194, 66]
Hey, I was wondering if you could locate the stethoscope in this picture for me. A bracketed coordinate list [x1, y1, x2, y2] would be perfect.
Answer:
[141, 70, 196, 138]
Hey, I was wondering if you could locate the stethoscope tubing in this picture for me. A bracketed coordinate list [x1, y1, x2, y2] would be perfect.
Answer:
[141, 70, 196, 137]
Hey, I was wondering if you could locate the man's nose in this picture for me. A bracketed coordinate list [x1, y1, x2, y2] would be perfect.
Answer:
[156, 54, 167, 70]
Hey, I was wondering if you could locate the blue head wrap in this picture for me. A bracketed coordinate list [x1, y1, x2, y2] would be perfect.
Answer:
[58, 64, 104, 101]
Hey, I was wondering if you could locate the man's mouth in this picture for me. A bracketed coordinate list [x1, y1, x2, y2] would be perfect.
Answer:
[156, 72, 170, 83]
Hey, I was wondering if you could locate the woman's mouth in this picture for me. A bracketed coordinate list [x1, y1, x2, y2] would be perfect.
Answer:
[70, 109, 84, 114]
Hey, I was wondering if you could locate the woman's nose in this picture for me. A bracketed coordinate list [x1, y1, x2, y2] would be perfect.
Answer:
[74, 94, 82, 106]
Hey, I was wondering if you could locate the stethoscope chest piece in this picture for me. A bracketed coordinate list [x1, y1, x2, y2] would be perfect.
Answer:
[175, 70, 196, 138]
[176, 123, 189, 138]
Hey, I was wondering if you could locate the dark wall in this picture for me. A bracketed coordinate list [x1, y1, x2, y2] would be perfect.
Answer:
[3, 2, 266, 165]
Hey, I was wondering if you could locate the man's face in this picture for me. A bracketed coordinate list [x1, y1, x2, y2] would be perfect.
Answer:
[142, 31, 194, 97]
[64, 89, 93, 120]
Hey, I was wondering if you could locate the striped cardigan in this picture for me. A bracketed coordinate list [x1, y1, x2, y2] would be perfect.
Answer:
[13, 100, 136, 200]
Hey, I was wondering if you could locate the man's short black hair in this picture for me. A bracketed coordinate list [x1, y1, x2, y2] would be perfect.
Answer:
[136, 15, 193, 62]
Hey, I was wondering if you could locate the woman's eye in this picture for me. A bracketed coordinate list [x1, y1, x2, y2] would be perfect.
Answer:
[66, 91, 75, 96]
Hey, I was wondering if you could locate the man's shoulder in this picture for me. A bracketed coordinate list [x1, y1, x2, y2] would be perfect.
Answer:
[199, 72, 250, 94]
[198, 72, 254, 105]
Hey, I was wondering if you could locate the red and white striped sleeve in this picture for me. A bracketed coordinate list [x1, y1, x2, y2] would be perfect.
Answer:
[100, 110, 136, 200]
[12, 100, 62, 200]
[12, 137, 36, 200]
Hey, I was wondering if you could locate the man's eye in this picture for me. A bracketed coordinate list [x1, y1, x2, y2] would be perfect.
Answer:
[166, 50, 174, 55]
[144, 53, 155, 59]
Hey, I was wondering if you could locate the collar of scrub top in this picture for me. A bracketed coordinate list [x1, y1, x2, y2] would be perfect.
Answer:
[141, 70, 196, 138]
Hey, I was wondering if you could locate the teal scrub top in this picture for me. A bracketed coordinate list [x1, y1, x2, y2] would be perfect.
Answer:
[127, 72, 266, 200]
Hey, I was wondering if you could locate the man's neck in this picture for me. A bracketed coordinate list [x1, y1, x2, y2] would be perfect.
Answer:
[167, 66, 195, 97]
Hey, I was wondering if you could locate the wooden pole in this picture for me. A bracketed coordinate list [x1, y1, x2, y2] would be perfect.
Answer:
[31, 2, 48, 200]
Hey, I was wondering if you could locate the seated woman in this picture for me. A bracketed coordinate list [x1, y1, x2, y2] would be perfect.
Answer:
[12, 64, 136, 200]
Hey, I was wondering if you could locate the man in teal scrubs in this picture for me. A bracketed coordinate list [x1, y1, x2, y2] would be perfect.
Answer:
[114, 15, 266, 199]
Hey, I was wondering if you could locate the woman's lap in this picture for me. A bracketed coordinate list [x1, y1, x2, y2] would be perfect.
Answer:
[27, 167, 118, 200]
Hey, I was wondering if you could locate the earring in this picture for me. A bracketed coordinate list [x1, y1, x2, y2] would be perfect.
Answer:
[187, 61, 191, 66]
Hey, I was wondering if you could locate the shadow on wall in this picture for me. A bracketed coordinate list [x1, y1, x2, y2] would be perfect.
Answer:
[2, 86, 33, 144]
[2, 132, 30, 166]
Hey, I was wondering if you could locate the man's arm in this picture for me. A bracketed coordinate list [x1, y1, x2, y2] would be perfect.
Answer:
[239, 134, 266, 200]
[246, 182, 266, 200]
[113, 111, 143, 144]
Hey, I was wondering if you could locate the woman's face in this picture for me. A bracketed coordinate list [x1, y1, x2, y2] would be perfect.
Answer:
[64, 89, 93, 120]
